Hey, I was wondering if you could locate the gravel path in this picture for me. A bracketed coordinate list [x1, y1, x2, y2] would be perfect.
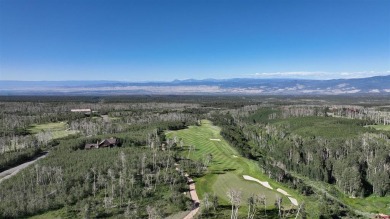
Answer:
[0, 152, 48, 184]
[183, 174, 200, 219]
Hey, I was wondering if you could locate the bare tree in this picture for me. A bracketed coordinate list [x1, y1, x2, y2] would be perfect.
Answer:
[187, 145, 195, 159]
[227, 188, 242, 219]
[275, 195, 282, 218]
[91, 168, 97, 197]
[258, 194, 267, 216]
[203, 193, 211, 213]
[146, 205, 159, 219]
[212, 193, 219, 211]
[141, 153, 147, 175]
[247, 193, 260, 219]
[295, 202, 305, 219]
[108, 169, 115, 200]
[124, 200, 138, 219]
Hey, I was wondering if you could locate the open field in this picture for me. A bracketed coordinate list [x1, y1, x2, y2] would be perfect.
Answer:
[166, 120, 300, 212]
[28, 122, 78, 139]
[365, 124, 390, 131]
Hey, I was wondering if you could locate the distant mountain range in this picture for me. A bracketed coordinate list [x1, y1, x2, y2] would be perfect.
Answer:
[1, 75, 389, 95]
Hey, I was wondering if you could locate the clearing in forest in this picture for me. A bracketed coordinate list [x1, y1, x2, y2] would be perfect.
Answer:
[28, 122, 78, 140]
[166, 120, 300, 211]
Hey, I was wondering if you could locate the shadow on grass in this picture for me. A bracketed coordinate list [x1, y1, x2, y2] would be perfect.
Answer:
[212, 205, 287, 219]
[211, 171, 226, 175]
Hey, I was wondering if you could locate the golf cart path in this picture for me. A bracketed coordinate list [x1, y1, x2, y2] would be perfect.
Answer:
[174, 163, 200, 219]
[183, 174, 200, 219]
[0, 152, 48, 184]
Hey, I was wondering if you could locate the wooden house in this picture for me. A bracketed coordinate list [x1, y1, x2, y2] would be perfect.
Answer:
[85, 138, 117, 149]
[98, 138, 117, 148]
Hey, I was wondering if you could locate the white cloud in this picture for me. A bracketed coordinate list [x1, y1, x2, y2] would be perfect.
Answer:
[369, 89, 380, 93]
[253, 71, 327, 78]
[337, 83, 348, 88]
[250, 71, 389, 80]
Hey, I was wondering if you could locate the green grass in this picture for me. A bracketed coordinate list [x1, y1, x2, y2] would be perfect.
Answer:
[28, 207, 73, 219]
[166, 120, 299, 210]
[344, 195, 390, 214]
[212, 172, 289, 206]
[365, 124, 390, 131]
[291, 172, 390, 216]
[248, 109, 375, 138]
[165, 210, 191, 219]
[28, 122, 78, 140]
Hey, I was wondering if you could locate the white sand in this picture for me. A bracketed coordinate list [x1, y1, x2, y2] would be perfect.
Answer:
[276, 188, 290, 196]
[210, 138, 221, 141]
[243, 175, 273, 190]
[243, 175, 298, 206]
[288, 197, 299, 206]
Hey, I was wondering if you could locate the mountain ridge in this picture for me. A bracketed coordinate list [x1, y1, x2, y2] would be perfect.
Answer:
[1, 75, 389, 95]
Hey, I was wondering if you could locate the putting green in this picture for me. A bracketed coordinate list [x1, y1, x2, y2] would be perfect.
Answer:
[166, 120, 297, 207]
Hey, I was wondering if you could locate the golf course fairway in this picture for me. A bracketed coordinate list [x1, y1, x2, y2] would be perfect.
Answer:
[166, 120, 300, 214]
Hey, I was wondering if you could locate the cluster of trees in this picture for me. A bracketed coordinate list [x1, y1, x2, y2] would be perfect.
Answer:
[0, 99, 199, 177]
[0, 147, 42, 172]
[327, 105, 390, 125]
[0, 97, 209, 218]
[0, 133, 192, 218]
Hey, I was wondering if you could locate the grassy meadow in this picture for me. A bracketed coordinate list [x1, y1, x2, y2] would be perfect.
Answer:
[28, 122, 78, 140]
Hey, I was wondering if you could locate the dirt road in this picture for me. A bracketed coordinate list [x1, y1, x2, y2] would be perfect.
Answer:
[0, 152, 48, 184]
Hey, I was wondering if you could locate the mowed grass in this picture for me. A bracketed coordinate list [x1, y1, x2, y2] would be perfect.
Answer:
[166, 120, 299, 209]
[365, 124, 390, 131]
[28, 122, 78, 139]
[212, 172, 287, 206]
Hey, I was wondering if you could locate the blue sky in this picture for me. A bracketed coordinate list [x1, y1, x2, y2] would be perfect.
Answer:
[0, 0, 389, 81]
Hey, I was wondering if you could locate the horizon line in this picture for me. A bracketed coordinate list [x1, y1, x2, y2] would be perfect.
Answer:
[0, 74, 389, 83]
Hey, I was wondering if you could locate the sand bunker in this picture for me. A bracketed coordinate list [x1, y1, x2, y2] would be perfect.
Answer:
[210, 139, 221, 141]
[288, 197, 298, 206]
[243, 175, 299, 206]
[243, 175, 273, 190]
[276, 188, 290, 196]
